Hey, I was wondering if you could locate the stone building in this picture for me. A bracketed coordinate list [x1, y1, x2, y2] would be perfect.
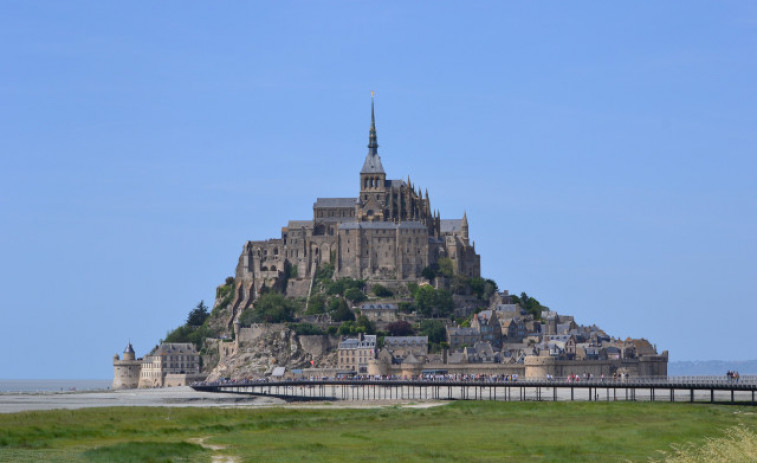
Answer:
[471, 310, 501, 347]
[383, 336, 428, 362]
[337, 334, 377, 373]
[138, 342, 202, 388]
[112, 343, 141, 390]
[112, 342, 204, 389]
[228, 97, 481, 328]
[359, 303, 398, 323]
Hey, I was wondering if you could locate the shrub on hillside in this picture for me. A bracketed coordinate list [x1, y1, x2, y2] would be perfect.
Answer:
[344, 287, 366, 303]
[330, 298, 355, 322]
[288, 323, 326, 336]
[372, 284, 394, 298]
[387, 320, 414, 336]
[239, 292, 297, 325]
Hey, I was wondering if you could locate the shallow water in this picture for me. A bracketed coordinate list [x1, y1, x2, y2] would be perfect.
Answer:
[0, 379, 111, 393]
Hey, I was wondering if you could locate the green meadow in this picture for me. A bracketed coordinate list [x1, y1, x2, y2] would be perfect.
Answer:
[0, 401, 755, 462]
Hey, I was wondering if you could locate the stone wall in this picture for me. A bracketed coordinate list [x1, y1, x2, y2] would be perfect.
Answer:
[299, 335, 338, 357]
[163, 373, 207, 388]
[524, 353, 669, 379]
[237, 324, 288, 345]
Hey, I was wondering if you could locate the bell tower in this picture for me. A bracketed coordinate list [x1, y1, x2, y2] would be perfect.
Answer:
[358, 92, 387, 221]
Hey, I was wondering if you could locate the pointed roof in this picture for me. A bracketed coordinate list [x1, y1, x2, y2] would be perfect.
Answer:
[361, 93, 385, 174]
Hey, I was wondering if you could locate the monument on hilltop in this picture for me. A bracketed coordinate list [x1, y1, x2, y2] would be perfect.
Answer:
[228, 95, 480, 326]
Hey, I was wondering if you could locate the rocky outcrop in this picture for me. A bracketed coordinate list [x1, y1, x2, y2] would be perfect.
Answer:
[206, 324, 338, 381]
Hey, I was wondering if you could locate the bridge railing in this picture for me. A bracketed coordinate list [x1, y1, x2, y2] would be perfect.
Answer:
[194, 375, 757, 389]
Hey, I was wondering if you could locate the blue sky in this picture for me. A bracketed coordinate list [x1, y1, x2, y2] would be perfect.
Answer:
[1, 2, 755, 379]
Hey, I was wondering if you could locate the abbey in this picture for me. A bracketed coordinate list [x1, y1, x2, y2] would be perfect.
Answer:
[232, 98, 479, 311]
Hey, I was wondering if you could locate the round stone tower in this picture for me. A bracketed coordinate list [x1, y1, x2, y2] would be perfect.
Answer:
[112, 343, 141, 390]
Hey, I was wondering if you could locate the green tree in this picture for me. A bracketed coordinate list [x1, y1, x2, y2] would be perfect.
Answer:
[397, 302, 415, 313]
[338, 321, 356, 335]
[355, 315, 376, 334]
[372, 284, 394, 298]
[186, 300, 209, 326]
[288, 323, 326, 335]
[239, 293, 297, 325]
[344, 287, 366, 303]
[482, 279, 498, 300]
[414, 285, 437, 317]
[511, 292, 548, 320]
[437, 257, 454, 278]
[306, 294, 326, 315]
[387, 320, 414, 336]
[315, 263, 334, 282]
[407, 282, 419, 297]
[421, 266, 437, 281]
[468, 277, 485, 298]
[414, 286, 454, 318]
[451, 275, 470, 295]
[420, 320, 447, 345]
[330, 298, 355, 322]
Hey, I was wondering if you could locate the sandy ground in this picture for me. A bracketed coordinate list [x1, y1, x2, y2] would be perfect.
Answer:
[2, 384, 748, 414]
[0, 386, 452, 414]
[0, 386, 285, 414]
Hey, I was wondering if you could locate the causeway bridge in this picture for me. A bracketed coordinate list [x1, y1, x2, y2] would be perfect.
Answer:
[191, 376, 757, 405]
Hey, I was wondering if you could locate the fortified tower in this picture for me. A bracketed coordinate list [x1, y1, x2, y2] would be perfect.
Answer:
[112, 342, 141, 390]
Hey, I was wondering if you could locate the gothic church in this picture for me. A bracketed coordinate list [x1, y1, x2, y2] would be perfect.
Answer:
[231, 98, 480, 318]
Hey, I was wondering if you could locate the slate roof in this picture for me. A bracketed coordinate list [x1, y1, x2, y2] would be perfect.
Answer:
[361, 153, 385, 174]
[154, 343, 196, 355]
[339, 221, 426, 230]
[403, 352, 422, 364]
[360, 303, 398, 311]
[339, 335, 377, 349]
[496, 304, 520, 313]
[447, 326, 479, 336]
[440, 219, 462, 233]
[385, 336, 428, 346]
[314, 197, 357, 208]
[287, 220, 313, 228]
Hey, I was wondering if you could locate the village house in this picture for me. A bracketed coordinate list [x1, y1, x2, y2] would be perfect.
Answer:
[359, 303, 398, 323]
[337, 334, 377, 373]
[470, 310, 502, 347]
[383, 336, 428, 362]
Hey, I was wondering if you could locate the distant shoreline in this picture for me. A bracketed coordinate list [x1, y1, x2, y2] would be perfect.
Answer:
[0, 379, 111, 394]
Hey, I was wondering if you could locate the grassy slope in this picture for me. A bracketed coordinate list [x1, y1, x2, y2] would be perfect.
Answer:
[0, 402, 755, 462]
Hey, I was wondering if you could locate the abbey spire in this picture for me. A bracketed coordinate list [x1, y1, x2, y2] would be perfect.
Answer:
[368, 92, 378, 156]
[361, 92, 385, 174]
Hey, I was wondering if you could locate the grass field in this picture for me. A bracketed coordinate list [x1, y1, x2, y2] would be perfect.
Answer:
[0, 401, 755, 462]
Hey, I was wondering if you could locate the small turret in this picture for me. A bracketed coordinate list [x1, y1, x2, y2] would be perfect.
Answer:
[123, 342, 136, 361]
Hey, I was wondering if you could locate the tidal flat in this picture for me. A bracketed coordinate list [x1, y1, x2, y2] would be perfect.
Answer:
[0, 401, 755, 462]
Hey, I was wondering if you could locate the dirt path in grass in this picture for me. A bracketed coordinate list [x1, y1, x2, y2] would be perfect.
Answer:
[189, 437, 238, 463]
